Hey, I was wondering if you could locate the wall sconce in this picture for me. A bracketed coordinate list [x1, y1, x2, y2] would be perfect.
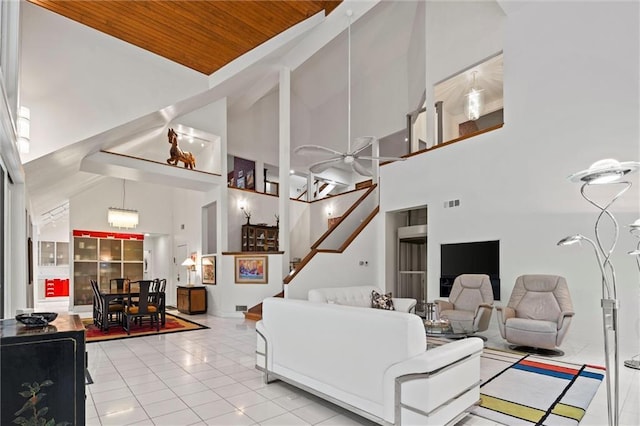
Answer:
[181, 257, 196, 286]
[17, 106, 30, 154]
[238, 199, 252, 224]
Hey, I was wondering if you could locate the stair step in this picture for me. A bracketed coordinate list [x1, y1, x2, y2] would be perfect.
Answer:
[244, 312, 262, 321]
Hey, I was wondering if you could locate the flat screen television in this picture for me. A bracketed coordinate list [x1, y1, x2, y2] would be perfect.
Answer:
[440, 240, 500, 300]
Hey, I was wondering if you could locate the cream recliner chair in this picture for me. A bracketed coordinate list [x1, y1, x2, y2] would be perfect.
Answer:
[435, 274, 494, 334]
[496, 274, 574, 356]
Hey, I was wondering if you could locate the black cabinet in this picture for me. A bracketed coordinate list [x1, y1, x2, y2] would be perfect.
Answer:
[0, 314, 86, 425]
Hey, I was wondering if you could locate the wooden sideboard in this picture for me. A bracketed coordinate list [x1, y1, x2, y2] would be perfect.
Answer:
[0, 314, 86, 425]
[177, 286, 207, 314]
[241, 224, 279, 252]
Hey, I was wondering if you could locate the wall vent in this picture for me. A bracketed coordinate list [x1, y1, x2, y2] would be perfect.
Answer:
[443, 199, 460, 208]
[235, 305, 248, 312]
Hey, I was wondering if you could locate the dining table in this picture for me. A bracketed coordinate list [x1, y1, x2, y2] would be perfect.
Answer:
[97, 287, 166, 331]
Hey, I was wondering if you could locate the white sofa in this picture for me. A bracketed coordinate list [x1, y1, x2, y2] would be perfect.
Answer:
[308, 285, 417, 313]
[256, 297, 483, 425]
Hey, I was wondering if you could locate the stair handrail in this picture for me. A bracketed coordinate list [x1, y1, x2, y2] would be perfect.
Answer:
[284, 184, 378, 284]
[311, 184, 377, 250]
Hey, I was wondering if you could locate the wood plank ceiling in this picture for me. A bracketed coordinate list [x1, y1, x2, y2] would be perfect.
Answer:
[28, 0, 342, 75]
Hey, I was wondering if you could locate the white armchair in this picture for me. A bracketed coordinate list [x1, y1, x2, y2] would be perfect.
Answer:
[435, 274, 494, 334]
[496, 274, 574, 355]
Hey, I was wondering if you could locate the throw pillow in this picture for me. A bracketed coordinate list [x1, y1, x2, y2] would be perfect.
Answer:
[371, 290, 395, 310]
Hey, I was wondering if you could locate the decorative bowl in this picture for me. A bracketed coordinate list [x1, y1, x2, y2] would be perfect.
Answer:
[15, 312, 58, 327]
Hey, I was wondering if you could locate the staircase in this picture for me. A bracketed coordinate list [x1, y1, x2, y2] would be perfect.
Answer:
[243, 291, 283, 320]
[295, 180, 335, 200]
[243, 185, 379, 321]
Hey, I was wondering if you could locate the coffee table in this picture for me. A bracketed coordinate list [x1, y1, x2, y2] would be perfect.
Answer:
[424, 319, 479, 339]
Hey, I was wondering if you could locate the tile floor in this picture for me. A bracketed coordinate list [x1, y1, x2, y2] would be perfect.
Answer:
[78, 310, 640, 426]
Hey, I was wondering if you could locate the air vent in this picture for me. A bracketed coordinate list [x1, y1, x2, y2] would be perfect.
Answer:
[235, 305, 247, 312]
[443, 199, 460, 208]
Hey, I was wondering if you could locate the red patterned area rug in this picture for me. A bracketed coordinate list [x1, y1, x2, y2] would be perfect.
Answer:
[83, 313, 208, 343]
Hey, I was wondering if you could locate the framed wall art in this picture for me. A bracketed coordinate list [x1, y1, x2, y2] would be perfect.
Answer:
[235, 255, 268, 284]
[202, 255, 216, 285]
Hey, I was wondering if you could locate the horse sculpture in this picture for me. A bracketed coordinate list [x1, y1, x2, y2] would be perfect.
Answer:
[167, 128, 196, 169]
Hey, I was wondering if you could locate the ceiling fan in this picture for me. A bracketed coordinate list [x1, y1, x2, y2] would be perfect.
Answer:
[294, 10, 405, 177]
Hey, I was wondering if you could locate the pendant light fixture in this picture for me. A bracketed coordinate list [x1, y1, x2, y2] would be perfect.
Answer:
[464, 71, 484, 121]
[108, 179, 139, 229]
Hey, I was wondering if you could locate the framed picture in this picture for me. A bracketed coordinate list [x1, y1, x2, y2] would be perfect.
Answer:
[202, 255, 216, 285]
[235, 255, 268, 284]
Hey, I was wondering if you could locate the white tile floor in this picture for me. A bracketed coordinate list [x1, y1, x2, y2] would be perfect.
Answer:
[84, 311, 377, 426]
[32, 297, 640, 425]
[76, 309, 640, 426]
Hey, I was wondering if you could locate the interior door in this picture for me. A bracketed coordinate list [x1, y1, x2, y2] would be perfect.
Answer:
[172, 244, 188, 307]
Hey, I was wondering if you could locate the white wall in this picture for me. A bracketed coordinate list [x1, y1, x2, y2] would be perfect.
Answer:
[309, 188, 368, 243]
[227, 91, 280, 166]
[214, 253, 284, 317]
[406, 1, 425, 112]
[289, 200, 310, 260]
[379, 1, 640, 358]
[20, 2, 208, 162]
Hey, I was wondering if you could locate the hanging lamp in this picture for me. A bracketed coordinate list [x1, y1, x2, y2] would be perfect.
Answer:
[108, 180, 139, 229]
[464, 71, 484, 121]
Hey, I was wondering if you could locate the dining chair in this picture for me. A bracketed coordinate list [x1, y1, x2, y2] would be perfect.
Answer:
[123, 280, 160, 334]
[148, 278, 167, 320]
[90, 279, 123, 331]
[109, 277, 128, 305]
[110, 278, 128, 291]
[90, 279, 102, 328]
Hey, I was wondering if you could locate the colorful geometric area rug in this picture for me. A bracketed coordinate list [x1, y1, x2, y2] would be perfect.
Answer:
[428, 339, 604, 425]
[473, 347, 604, 425]
[83, 313, 208, 343]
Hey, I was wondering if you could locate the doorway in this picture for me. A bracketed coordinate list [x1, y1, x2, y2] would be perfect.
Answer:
[175, 243, 188, 287]
[392, 207, 427, 316]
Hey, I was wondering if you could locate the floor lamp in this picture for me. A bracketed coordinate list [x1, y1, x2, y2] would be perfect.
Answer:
[624, 218, 640, 370]
[557, 159, 639, 426]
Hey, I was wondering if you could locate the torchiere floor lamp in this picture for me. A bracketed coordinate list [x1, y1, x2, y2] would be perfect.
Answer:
[557, 158, 639, 426]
